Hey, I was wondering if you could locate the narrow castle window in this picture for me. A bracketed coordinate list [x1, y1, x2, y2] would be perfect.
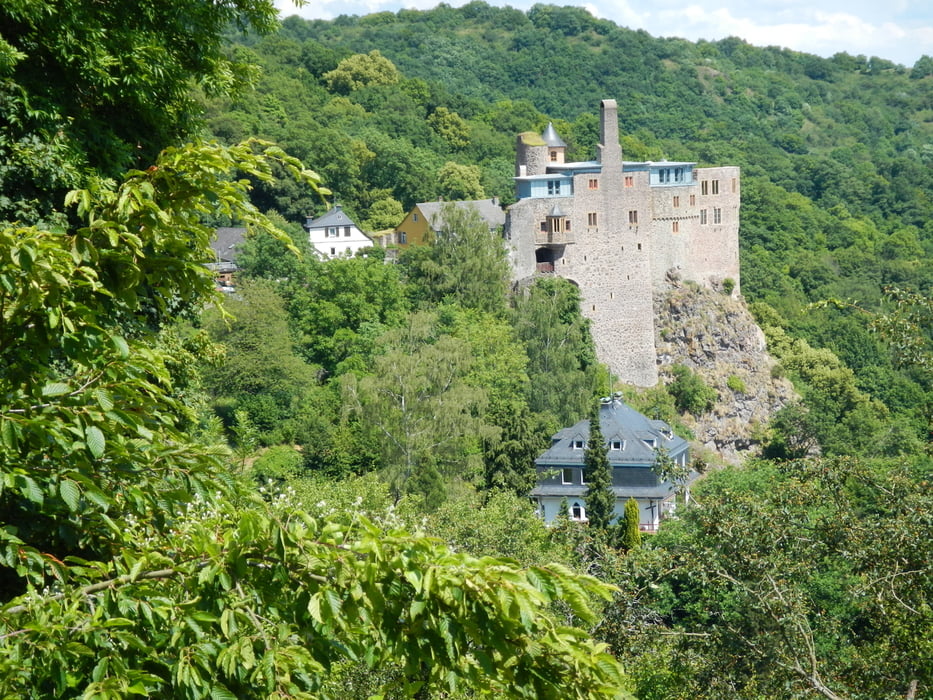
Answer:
[673, 196, 680, 208]
[712, 180, 720, 195]
[588, 178, 599, 190]
[628, 210, 638, 224]
[701, 180, 709, 195]
[700, 209, 708, 225]
[714, 208, 722, 224]
[624, 176, 634, 188]
[550, 150, 558, 162]
[587, 212, 598, 226]
[672, 221, 679, 233]
[732, 178, 737, 193]
[690, 194, 696, 206]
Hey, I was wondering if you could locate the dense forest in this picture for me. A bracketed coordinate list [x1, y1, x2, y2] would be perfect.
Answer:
[1, 0, 931, 698]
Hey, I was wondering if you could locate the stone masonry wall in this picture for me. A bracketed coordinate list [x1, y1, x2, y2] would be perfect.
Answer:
[507, 102, 740, 388]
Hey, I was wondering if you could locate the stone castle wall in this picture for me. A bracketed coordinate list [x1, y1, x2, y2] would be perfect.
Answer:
[507, 102, 740, 387]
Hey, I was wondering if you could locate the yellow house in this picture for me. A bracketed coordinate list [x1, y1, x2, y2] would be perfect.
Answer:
[391, 199, 505, 250]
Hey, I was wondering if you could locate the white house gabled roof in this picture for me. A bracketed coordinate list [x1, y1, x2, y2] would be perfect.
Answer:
[306, 204, 359, 231]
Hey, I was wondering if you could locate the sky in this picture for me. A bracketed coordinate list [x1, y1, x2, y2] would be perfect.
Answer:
[274, 0, 933, 67]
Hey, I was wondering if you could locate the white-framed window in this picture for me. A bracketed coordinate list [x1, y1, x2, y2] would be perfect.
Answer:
[398, 231, 407, 244]
[561, 468, 574, 484]
[713, 208, 722, 224]
[413, 213, 419, 222]
[547, 180, 562, 196]
[581, 469, 589, 485]
[573, 439, 586, 449]
[610, 440, 623, 450]
[327, 226, 338, 238]
[700, 209, 708, 225]
[571, 502, 585, 521]
[643, 439, 656, 448]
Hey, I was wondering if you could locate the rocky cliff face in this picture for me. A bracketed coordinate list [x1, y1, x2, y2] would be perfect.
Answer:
[654, 282, 796, 464]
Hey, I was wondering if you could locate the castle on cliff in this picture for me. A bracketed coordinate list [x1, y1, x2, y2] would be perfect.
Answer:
[506, 99, 741, 387]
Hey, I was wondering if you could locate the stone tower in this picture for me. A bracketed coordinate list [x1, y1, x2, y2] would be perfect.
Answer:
[506, 99, 740, 387]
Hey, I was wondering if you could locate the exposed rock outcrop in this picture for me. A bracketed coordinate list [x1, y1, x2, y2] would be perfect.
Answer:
[654, 283, 796, 464]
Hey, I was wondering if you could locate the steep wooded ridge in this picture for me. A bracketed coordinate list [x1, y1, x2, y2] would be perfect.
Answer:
[214, 2, 932, 455]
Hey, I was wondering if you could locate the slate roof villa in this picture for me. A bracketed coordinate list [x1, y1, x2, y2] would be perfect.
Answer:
[531, 394, 694, 532]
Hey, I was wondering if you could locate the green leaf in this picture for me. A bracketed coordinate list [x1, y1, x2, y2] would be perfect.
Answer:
[59, 480, 80, 511]
[85, 426, 105, 458]
[210, 686, 237, 700]
[41, 382, 71, 397]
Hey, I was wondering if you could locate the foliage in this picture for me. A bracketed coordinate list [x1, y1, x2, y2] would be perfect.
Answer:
[343, 311, 489, 497]
[201, 279, 319, 439]
[0, 139, 321, 597]
[401, 202, 510, 315]
[323, 50, 401, 93]
[0, 488, 632, 699]
[0, 0, 279, 221]
[511, 277, 602, 428]
[584, 402, 616, 532]
[619, 498, 641, 552]
[437, 161, 486, 200]
[666, 364, 717, 415]
[605, 457, 933, 699]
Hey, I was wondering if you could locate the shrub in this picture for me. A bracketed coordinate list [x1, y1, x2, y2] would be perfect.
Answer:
[667, 364, 717, 415]
[727, 374, 747, 394]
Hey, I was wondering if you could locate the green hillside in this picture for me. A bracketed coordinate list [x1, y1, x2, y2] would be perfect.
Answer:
[2, 2, 930, 697]
[208, 3, 933, 450]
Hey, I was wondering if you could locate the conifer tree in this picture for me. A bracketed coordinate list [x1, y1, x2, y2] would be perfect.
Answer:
[620, 498, 642, 552]
[584, 401, 615, 531]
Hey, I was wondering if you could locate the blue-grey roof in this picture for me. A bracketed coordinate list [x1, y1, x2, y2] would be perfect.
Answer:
[535, 397, 689, 468]
[541, 122, 568, 148]
[416, 199, 505, 231]
[305, 204, 358, 230]
[211, 227, 247, 263]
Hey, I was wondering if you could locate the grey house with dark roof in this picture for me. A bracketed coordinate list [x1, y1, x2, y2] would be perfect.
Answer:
[209, 226, 247, 288]
[531, 395, 693, 531]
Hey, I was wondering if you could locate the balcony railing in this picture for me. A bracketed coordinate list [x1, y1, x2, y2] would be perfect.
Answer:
[534, 230, 575, 246]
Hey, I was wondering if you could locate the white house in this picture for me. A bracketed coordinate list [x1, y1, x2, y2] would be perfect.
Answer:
[531, 394, 695, 532]
[305, 205, 373, 258]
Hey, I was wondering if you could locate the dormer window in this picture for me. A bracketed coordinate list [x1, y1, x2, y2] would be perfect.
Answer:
[561, 468, 573, 485]
[610, 440, 623, 450]
[643, 439, 656, 448]
[573, 439, 585, 449]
